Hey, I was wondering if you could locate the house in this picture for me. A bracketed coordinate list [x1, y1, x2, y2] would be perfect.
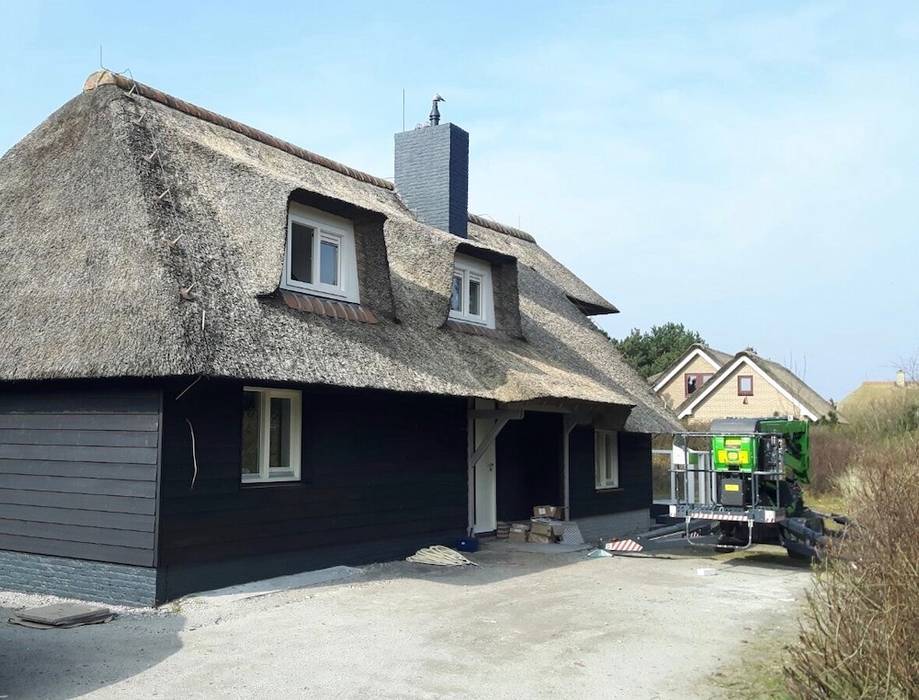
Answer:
[0, 71, 679, 606]
[650, 344, 837, 423]
[839, 370, 918, 419]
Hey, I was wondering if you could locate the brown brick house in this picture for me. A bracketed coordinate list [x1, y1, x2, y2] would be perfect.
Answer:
[650, 344, 837, 423]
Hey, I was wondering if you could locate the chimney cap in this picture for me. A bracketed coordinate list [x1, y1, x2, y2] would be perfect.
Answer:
[429, 94, 445, 126]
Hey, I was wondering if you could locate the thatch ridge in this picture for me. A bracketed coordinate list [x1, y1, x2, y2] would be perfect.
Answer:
[83, 71, 540, 249]
[84, 70, 394, 190]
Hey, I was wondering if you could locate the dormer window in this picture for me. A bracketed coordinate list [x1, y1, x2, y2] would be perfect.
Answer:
[449, 254, 494, 328]
[283, 203, 359, 303]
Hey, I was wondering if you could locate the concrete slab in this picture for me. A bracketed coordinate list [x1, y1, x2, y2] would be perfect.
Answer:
[184, 565, 363, 605]
[482, 540, 591, 555]
[0, 545, 812, 699]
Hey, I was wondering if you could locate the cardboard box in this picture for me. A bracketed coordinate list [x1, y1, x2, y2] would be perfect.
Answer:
[527, 532, 553, 544]
[529, 519, 555, 538]
[508, 528, 528, 543]
[533, 505, 563, 519]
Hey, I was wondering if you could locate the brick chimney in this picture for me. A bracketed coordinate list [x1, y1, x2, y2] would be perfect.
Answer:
[394, 107, 469, 237]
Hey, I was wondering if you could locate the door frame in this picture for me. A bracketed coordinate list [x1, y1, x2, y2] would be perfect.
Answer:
[466, 400, 523, 534]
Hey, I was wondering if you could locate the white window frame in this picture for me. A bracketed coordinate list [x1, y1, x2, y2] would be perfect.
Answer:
[449, 254, 495, 328]
[241, 387, 302, 484]
[283, 203, 359, 303]
[595, 430, 620, 490]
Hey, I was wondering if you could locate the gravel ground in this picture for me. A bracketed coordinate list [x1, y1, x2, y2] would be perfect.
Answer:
[0, 543, 811, 699]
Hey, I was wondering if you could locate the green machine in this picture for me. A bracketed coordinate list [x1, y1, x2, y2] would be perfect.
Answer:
[605, 417, 845, 559]
[709, 418, 811, 513]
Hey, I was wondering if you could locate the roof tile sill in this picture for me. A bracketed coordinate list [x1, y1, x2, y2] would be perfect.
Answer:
[278, 290, 378, 324]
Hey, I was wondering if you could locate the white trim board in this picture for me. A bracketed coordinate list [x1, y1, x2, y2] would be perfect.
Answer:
[677, 355, 818, 421]
[652, 347, 723, 393]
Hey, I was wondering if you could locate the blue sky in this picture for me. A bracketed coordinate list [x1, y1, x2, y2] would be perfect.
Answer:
[1, 1, 917, 401]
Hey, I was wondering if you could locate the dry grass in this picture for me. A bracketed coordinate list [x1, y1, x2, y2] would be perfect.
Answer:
[808, 427, 858, 496]
[784, 431, 919, 698]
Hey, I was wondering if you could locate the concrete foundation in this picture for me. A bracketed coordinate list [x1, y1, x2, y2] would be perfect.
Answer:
[0, 550, 157, 607]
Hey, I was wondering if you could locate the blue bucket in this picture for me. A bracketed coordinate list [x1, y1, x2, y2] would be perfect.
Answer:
[455, 536, 479, 552]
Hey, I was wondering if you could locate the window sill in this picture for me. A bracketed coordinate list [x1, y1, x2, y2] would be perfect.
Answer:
[594, 486, 623, 494]
[448, 312, 489, 327]
[281, 282, 356, 305]
[278, 290, 378, 324]
[241, 477, 303, 487]
[444, 319, 503, 339]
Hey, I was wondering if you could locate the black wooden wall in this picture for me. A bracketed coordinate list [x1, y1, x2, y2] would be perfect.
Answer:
[568, 428, 651, 519]
[0, 386, 161, 566]
[496, 412, 563, 522]
[158, 380, 468, 599]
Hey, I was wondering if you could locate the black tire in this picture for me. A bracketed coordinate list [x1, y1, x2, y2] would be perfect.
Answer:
[784, 545, 812, 561]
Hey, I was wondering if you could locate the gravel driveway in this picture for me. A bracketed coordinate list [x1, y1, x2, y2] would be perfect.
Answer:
[0, 543, 811, 699]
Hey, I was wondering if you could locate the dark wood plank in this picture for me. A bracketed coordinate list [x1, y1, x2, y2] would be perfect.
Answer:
[0, 503, 154, 532]
[163, 505, 466, 549]
[0, 533, 154, 567]
[0, 459, 155, 481]
[0, 474, 155, 498]
[0, 488, 155, 514]
[0, 391, 160, 414]
[0, 518, 155, 549]
[162, 516, 465, 564]
[0, 414, 159, 432]
[0, 429, 158, 448]
[0, 443, 157, 465]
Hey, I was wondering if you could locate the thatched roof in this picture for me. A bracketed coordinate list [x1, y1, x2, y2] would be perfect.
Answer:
[839, 379, 919, 418]
[0, 71, 680, 432]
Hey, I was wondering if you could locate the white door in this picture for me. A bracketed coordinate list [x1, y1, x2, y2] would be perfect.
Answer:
[474, 399, 497, 533]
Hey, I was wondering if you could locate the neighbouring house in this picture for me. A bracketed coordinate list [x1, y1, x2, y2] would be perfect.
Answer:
[839, 370, 919, 419]
[0, 71, 679, 606]
[650, 344, 838, 423]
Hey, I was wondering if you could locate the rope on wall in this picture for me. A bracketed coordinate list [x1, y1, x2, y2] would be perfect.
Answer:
[185, 417, 198, 490]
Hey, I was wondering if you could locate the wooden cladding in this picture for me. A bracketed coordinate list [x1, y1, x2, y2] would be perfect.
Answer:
[0, 388, 162, 567]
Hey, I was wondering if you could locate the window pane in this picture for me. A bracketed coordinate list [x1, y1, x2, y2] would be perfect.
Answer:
[241, 392, 260, 476]
[268, 397, 292, 471]
[468, 278, 481, 316]
[739, 376, 753, 394]
[290, 223, 314, 283]
[319, 239, 339, 286]
[450, 274, 463, 311]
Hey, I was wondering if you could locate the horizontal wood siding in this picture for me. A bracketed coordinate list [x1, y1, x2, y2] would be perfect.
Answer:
[0, 386, 161, 567]
[569, 427, 652, 519]
[159, 381, 467, 598]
